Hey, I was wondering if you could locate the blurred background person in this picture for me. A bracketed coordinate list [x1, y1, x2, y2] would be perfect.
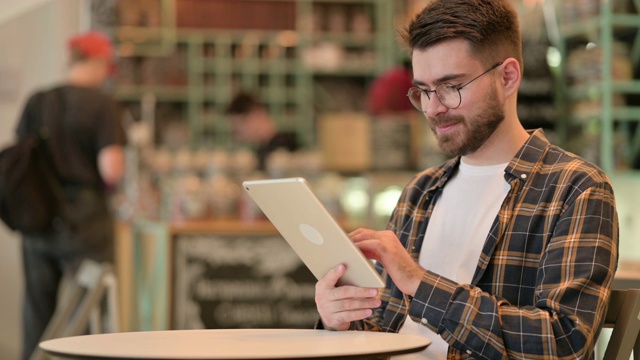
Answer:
[226, 91, 299, 172]
[365, 58, 414, 116]
[15, 30, 126, 360]
[365, 58, 446, 170]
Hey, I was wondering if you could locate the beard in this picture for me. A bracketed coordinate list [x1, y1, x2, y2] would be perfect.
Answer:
[428, 85, 505, 157]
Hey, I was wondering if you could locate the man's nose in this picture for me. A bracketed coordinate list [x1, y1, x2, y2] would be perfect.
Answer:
[422, 93, 448, 118]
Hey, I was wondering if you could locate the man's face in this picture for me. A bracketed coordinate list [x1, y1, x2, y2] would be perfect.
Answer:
[411, 40, 505, 157]
[230, 110, 262, 144]
[230, 113, 252, 143]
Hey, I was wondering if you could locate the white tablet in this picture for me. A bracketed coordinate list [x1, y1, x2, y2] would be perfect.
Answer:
[243, 177, 385, 288]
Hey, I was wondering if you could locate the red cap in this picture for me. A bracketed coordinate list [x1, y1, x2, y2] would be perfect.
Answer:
[68, 31, 114, 61]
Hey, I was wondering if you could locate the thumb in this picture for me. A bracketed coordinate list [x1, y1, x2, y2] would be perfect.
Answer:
[318, 264, 347, 289]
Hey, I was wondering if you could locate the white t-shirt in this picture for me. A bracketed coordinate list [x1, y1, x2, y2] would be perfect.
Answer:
[395, 159, 511, 359]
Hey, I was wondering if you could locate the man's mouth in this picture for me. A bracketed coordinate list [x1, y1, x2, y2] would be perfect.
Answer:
[435, 121, 459, 134]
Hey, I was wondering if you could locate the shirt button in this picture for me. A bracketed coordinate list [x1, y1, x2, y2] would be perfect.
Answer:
[466, 350, 473, 355]
[520, 174, 527, 179]
[420, 318, 428, 325]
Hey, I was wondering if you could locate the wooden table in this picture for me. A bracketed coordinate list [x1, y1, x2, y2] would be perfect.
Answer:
[40, 329, 431, 359]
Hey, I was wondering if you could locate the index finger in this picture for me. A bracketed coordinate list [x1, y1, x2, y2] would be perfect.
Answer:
[348, 228, 375, 241]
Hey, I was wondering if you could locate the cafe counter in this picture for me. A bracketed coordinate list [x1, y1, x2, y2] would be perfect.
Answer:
[116, 219, 319, 332]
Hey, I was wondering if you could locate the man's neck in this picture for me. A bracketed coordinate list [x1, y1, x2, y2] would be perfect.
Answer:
[67, 76, 100, 88]
[67, 66, 102, 88]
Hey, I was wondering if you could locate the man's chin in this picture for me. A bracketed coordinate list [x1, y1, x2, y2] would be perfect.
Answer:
[437, 140, 460, 157]
[437, 138, 476, 157]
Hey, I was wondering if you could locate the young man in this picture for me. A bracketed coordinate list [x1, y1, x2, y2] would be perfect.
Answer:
[17, 31, 126, 360]
[314, 1, 619, 359]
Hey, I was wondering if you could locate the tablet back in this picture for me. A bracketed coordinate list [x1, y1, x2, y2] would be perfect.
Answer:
[243, 177, 384, 288]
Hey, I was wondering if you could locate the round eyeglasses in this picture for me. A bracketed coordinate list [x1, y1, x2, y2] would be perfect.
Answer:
[406, 62, 503, 111]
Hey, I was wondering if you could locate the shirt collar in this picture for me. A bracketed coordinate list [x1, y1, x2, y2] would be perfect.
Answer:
[504, 128, 551, 182]
[434, 128, 550, 189]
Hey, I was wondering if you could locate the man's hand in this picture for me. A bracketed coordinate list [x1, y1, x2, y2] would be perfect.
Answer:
[349, 228, 426, 297]
[315, 264, 381, 330]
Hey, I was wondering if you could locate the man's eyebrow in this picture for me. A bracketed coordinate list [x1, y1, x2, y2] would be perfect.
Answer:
[412, 72, 467, 87]
[412, 79, 428, 87]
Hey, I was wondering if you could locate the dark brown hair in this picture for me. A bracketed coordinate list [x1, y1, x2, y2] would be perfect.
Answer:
[226, 92, 264, 115]
[401, 0, 523, 70]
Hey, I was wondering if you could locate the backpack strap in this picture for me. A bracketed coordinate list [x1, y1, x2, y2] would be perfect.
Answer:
[37, 89, 68, 224]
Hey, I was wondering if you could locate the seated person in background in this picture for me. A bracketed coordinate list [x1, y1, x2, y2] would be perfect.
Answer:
[226, 92, 299, 171]
[314, 0, 619, 359]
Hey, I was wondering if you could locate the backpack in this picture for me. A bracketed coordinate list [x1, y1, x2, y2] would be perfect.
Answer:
[0, 92, 63, 232]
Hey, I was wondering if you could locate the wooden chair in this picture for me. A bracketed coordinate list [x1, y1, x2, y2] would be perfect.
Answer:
[603, 289, 640, 360]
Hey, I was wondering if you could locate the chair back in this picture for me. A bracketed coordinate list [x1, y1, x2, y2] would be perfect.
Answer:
[603, 289, 640, 360]
[32, 260, 119, 360]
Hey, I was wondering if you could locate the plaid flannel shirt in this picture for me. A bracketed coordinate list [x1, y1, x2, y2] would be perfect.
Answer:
[351, 129, 619, 359]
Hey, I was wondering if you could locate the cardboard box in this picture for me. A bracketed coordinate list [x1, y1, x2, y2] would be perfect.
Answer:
[318, 112, 371, 172]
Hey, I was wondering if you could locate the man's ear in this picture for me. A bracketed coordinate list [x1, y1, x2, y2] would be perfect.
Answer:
[501, 58, 521, 98]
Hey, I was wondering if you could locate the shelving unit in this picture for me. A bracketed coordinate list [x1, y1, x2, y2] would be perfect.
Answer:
[517, 38, 557, 131]
[113, 0, 402, 151]
[549, 0, 640, 173]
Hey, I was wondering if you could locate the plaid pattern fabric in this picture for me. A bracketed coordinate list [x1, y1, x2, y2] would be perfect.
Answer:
[351, 129, 619, 360]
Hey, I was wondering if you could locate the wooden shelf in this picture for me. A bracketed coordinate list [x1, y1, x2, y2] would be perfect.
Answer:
[115, 85, 190, 102]
[169, 219, 277, 235]
[113, 0, 402, 150]
[568, 80, 640, 101]
[552, 0, 640, 173]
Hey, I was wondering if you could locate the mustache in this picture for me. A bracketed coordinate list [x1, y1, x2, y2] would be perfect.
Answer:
[428, 115, 464, 128]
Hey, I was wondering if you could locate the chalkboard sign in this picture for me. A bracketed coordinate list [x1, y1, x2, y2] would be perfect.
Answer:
[172, 234, 319, 329]
[371, 116, 415, 170]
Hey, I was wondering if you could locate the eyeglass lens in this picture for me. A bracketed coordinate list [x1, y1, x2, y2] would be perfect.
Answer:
[406, 61, 503, 112]
[407, 84, 460, 111]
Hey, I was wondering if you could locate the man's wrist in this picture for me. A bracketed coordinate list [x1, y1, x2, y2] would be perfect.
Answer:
[405, 267, 427, 297]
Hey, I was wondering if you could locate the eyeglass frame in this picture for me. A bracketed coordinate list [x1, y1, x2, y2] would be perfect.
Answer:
[406, 61, 504, 111]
